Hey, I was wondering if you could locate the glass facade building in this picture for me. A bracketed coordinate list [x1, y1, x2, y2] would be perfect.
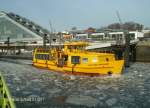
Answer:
[0, 11, 47, 43]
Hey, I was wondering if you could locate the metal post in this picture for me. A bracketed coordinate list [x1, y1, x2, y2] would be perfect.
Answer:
[59, 33, 62, 50]
[43, 34, 47, 48]
[7, 37, 10, 55]
[7, 37, 10, 47]
[49, 33, 52, 48]
[124, 31, 130, 67]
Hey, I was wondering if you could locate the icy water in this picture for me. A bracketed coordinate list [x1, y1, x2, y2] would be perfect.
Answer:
[0, 58, 150, 108]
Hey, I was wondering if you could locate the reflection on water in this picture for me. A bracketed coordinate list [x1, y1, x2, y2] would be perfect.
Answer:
[0, 58, 150, 108]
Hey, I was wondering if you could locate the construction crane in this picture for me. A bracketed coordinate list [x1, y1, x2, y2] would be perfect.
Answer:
[116, 11, 130, 67]
[49, 20, 53, 47]
[116, 11, 123, 25]
[115, 11, 124, 44]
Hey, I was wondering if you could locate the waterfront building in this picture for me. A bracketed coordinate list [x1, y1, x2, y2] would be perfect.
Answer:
[74, 31, 144, 42]
[0, 11, 57, 44]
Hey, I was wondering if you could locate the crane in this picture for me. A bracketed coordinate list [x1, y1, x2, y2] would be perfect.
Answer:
[116, 11, 123, 25]
[116, 11, 130, 67]
[49, 20, 53, 47]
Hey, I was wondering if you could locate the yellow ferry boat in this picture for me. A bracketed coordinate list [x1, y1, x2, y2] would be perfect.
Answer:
[33, 42, 124, 75]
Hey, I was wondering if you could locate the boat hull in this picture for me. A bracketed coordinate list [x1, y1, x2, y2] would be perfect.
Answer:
[33, 60, 124, 75]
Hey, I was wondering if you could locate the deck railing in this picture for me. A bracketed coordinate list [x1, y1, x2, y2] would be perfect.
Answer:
[0, 73, 16, 108]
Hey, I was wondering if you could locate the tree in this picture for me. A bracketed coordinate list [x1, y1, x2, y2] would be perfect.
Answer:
[123, 22, 143, 31]
[84, 27, 96, 34]
[107, 23, 121, 29]
[71, 27, 77, 31]
[107, 22, 143, 31]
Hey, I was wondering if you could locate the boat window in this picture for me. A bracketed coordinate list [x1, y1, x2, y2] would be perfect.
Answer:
[92, 58, 97, 62]
[37, 54, 41, 59]
[106, 58, 109, 62]
[46, 54, 49, 60]
[63, 55, 68, 61]
[71, 56, 80, 64]
[42, 55, 44, 60]
[41, 54, 44, 60]
[129, 33, 135, 40]
[35, 54, 49, 60]
[82, 58, 88, 63]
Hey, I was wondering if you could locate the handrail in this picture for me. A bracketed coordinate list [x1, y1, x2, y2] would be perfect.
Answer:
[0, 73, 16, 108]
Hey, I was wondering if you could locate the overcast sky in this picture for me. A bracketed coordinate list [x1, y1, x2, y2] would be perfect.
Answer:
[0, 0, 150, 31]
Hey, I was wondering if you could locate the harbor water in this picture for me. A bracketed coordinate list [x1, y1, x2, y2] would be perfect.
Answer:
[0, 58, 150, 108]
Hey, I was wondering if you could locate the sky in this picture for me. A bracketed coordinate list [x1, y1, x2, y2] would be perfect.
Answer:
[0, 0, 150, 31]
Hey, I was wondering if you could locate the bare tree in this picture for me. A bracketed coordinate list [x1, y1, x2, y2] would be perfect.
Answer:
[107, 22, 143, 31]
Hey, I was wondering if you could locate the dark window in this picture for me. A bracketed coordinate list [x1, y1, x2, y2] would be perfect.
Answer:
[63, 55, 68, 61]
[112, 34, 116, 39]
[47, 55, 49, 60]
[129, 33, 135, 40]
[35, 54, 49, 60]
[53, 39, 56, 42]
[82, 58, 88, 63]
[71, 56, 80, 64]
[106, 58, 109, 62]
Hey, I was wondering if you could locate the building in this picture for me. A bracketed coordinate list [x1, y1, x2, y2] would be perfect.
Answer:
[0, 11, 57, 44]
[74, 31, 144, 42]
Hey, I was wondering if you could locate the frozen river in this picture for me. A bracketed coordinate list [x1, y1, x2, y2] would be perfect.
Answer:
[0, 58, 150, 108]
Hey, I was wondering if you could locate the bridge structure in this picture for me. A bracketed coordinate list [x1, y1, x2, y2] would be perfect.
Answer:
[86, 39, 139, 50]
